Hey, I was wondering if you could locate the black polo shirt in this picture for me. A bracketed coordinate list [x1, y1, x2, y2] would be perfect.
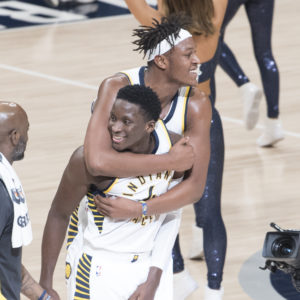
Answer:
[0, 179, 22, 300]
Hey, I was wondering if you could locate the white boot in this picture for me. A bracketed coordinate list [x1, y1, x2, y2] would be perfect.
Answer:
[173, 269, 199, 300]
[189, 225, 204, 260]
[256, 118, 284, 147]
[239, 82, 263, 130]
[204, 286, 224, 300]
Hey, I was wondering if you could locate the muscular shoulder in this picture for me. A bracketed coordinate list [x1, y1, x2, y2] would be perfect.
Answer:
[68, 147, 107, 186]
[184, 87, 212, 132]
[93, 73, 130, 112]
[65, 146, 92, 185]
[98, 73, 129, 93]
[188, 87, 212, 117]
[69, 146, 84, 168]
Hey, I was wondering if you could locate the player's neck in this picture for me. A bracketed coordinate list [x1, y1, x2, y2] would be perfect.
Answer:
[144, 68, 179, 107]
[128, 133, 155, 155]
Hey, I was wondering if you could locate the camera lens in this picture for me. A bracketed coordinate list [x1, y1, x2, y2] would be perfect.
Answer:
[271, 237, 296, 258]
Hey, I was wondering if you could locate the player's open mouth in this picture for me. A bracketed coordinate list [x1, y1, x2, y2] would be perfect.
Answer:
[190, 68, 199, 77]
[112, 136, 125, 143]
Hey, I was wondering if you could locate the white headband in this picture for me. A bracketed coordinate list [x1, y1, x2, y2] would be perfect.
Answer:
[146, 28, 192, 61]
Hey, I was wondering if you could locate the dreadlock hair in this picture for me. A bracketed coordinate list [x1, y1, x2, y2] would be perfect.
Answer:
[116, 85, 161, 122]
[132, 14, 192, 60]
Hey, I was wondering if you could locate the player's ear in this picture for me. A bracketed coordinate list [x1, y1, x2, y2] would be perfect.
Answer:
[145, 120, 156, 133]
[154, 54, 168, 70]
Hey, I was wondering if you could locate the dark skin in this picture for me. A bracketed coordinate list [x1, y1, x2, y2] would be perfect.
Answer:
[124, 0, 228, 96]
[0, 102, 45, 300]
[91, 38, 212, 218]
[0, 102, 29, 164]
[84, 76, 194, 177]
[40, 100, 183, 300]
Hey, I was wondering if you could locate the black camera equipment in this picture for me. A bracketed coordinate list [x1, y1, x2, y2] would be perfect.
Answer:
[260, 223, 300, 292]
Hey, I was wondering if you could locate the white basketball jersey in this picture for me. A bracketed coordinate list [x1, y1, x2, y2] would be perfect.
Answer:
[120, 66, 191, 136]
[82, 120, 174, 254]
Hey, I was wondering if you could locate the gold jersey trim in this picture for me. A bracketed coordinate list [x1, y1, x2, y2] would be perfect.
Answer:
[119, 71, 133, 85]
[181, 86, 191, 133]
[157, 119, 172, 147]
[103, 178, 119, 194]
[74, 253, 92, 299]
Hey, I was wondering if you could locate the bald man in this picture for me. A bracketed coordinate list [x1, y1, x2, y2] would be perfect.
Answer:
[0, 102, 47, 300]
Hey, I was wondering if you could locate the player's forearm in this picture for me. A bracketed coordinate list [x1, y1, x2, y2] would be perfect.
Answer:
[94, 174, 205, 220]
[85, 134, 194, 177]
[147, 130, 210, 214]
[147, 177, 204, 215]
[145, 267, 162, 290]
[40, 209, 69, 289]
[85, 148, 173, 178]
[21, 265, 45, 300]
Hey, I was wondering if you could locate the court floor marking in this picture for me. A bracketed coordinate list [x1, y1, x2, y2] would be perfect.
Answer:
[1, 62, 299, 139]
[0, 10, 132, 33]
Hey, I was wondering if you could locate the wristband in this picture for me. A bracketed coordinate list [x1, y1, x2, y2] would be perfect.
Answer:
[38, 290, 46, 300]
[140, 201, 147, 217]
[39, 290, 51, 300]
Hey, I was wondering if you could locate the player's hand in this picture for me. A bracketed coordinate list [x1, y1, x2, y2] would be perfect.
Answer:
[128, 282, 156, 300]
[94, 194, 140, 219]
[129, 266, 161, 299]
[169, 136, 195, 172]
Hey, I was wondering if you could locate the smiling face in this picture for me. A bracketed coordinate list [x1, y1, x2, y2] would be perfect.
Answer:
[108, 99, 155, 153]
[164, 37, 200, 86]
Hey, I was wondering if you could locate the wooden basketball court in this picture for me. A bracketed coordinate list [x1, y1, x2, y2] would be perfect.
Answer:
[0, 1, 299, 299]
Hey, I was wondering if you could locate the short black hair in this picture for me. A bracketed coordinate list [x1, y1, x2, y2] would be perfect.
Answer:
[132, 14, 191, 59]
[116, 85, 161, 121]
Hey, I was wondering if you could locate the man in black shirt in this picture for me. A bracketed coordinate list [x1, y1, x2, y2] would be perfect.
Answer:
[0, 101, 47, 300]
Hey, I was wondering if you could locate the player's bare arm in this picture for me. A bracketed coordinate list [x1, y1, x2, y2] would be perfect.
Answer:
[40, 147, 92, 296]
[84, 75, 195, 178]
[144, 89, 212, 213]
[129, 267, 162, 300]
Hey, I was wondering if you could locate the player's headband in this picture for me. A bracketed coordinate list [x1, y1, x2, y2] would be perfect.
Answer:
[146, 28, 192, 61]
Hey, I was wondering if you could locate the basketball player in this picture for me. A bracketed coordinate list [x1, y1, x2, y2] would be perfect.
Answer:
[40, 85, 188, 299]
[81, 16, 211, 300]
[85, 15, 211, 217]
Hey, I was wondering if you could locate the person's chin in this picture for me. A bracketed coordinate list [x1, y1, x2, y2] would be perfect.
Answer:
[189, 73, 198, 86]
[189, 79, 197, 87]
[182, 74, 197, 87]
[112, 143, 125, 152]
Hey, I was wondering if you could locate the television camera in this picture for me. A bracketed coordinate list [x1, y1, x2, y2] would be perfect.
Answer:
[260, 223, 300, 292]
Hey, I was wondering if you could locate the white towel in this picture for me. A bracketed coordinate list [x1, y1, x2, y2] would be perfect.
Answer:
[0, 152, 32, 248]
